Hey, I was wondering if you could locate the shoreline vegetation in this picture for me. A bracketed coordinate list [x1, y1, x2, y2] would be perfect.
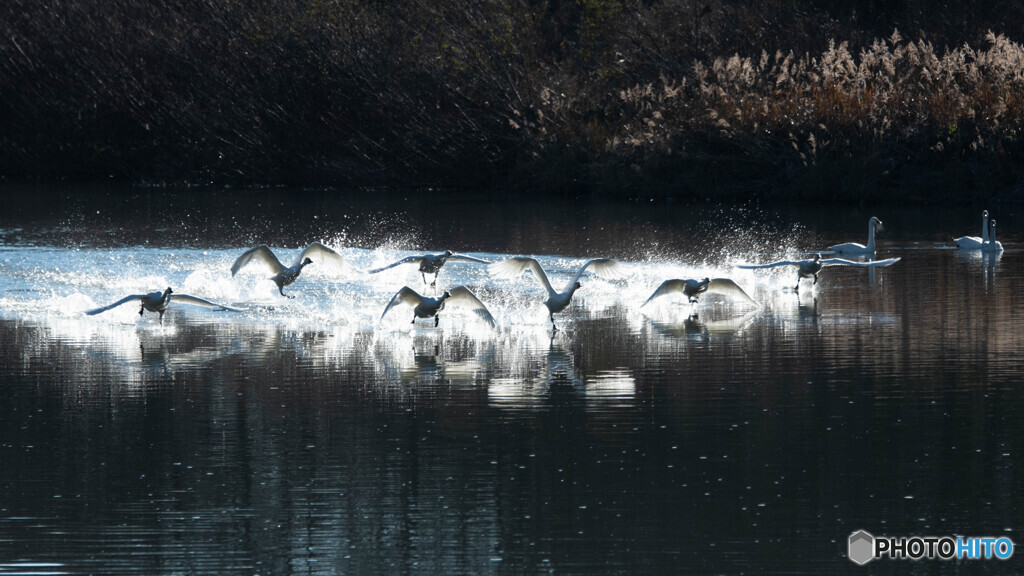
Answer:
[2, 0, 1023, 202]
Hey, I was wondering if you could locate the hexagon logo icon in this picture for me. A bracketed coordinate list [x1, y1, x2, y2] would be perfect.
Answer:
[848, 530, 875, 565]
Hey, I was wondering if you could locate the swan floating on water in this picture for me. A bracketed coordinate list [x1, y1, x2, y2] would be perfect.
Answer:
[85, 287, 243, 324]
[488, 257, 626, 331]
[982, 219, 1004, 253]
[642, 278, 759, 308]
[738, 253, 901, 291]
[369, 250, 490, 287]
[380, 286, 495, 328]
[955, 210, 989, 249]
[231, 242, 354, 298]
[828, 216, 883, 255]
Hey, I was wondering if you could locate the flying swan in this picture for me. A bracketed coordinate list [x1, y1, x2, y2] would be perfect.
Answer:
[738, 253, 901, 291]
[85, 287, 243, 324]
[828, 216, 884, 256]
[231, 242, 354, 298]
[369, 250, 490, 287]
[488, 257, 627, 331]
[642, 278, 760, 308]
[954, 210, 989, 249]
[380, 286, 495, 328]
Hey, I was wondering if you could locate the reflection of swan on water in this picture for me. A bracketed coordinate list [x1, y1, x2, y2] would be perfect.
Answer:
[369, 250, 490, 287]
[955, 210, 989, 249]
[489, 257, 626, 331]
[649, 308, 758, 339]
[86, 287, 243, 324]
[231, 242, 354, 298]
[982, 220, 1004, 253]
[642, 278, 759, 310]
[738, 254, 900, 292]
[828, 216, 883, 255]
[380, 286, 495, 328]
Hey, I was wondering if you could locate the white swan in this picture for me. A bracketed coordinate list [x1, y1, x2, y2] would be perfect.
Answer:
[86, 287, 243, 324]
[954, 210, 989, 249]
[982, 219, 1004, 253]
[738, 253, 901, 291]
[369, 250, 490, 287]
[642, 278, 759, 308]
[488, 257, 627, 331]
[380, 286, 495, 328]
[231, 242, 354, 298]
[828, 216, 883, 255]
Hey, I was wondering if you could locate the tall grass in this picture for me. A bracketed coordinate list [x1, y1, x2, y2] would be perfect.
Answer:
[1, 0, 1022, 201]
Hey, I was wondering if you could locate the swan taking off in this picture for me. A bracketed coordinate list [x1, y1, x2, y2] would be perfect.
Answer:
[231, 242, 354, 298]
[982, 219, 1004, 253]
[488, 257, 627, 331]
[85, 287, 243, 324]
[369, 250, 490, 287]
[828, 216, 884, 255]
[642, 278, 759, 308]
[738, 253, 901, 291]
[380, 286, 495, 328]
[955, 210, 989, 249]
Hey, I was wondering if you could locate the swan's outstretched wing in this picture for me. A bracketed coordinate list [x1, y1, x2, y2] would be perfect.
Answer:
[446, 286, 496, 328]
[820, 257, 901, 267]
[368, 255, 424, 274]
[381, 287, 424, 320]
[447, 253, 491, 265]
[231, 245, 285, 276]
[299, 242, 355, 277]
[488, 257, 556, 297]
[565, 259, 627, 293]
[85, 294, 146, 315]
[642, 279, 690, 307]
[171, 294, 246, 312]
[736, 260, 806, 269]
[706, 278, 760, 307]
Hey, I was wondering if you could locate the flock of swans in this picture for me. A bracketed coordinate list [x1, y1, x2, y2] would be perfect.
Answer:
[83, 211, 1004, 329]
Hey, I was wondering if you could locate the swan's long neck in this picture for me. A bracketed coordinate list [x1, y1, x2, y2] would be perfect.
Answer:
[866, 221, 876, 252]
[982, 212, 990, 242]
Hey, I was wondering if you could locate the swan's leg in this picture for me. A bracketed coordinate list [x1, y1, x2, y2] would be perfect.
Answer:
[139, 305, 144, 317]
[813, 273, 818, 285]
[434, 315, 439, 327]
[411, 314, 416, 325]
[794, 277, 801, 292]
[550, 312, 558, 333]
[421, 272, 427, 284]
[158, 310, 165, 325]
[430, 272, 438, 288]
[279, 285, 295, 299]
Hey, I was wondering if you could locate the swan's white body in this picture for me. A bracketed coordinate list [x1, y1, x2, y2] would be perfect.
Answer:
[828, 216, 883, 255]
[738, 254, 901, 291]
[642, 278, 759, 308]
[380, 286, 495, 328]
[488, 257, 626, 330]
[369, 250, 490, 286]
[955, 210, 989, 249]
[231, 242, 353, 297]
[86, 287, 243, 324]
[982, 219, 1004, 253]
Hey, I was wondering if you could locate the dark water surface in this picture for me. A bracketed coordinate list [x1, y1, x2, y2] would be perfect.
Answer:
[1, 187, 1022, 575]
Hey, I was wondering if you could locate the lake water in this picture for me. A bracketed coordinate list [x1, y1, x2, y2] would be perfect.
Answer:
[0, 187, 1021, 574]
